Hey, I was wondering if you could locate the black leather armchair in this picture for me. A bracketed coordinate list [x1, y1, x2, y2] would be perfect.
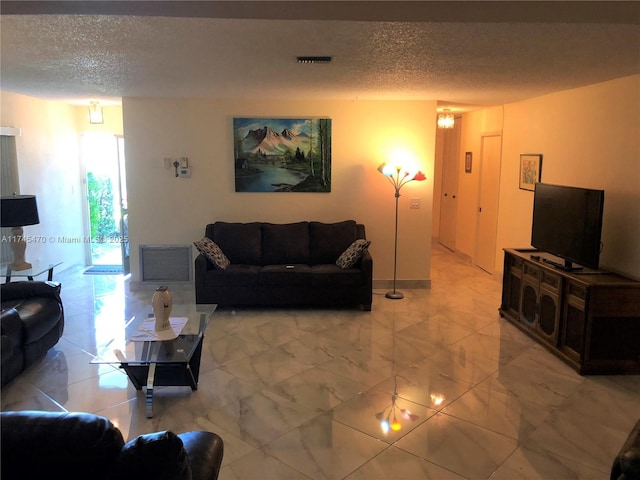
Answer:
[1, 281, 64, 386]
[0, 410, 224, 480]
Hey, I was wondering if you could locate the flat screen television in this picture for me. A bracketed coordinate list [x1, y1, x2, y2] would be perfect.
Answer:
[531, 183, 605, 270]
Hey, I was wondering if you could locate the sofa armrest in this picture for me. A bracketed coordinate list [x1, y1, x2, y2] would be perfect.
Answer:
[195, 253, 213, 273]
[0, 281, 62, 302]
[116, 431, 192, 479]
[359, 249, 373, 272]
[178, 431, 224, 480]
[612, 419, 640, 480]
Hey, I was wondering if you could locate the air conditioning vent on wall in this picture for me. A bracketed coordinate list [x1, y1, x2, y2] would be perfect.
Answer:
[139, 245, 192, 283]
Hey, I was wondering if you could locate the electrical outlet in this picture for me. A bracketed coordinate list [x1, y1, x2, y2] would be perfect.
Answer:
[178, 167, 191, 178]
[410, 198, 421, 209]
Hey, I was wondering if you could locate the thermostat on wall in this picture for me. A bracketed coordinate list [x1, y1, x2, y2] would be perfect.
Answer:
[178, 167, 191, 178]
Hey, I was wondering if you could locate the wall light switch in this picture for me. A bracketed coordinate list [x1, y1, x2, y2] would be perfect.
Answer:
[180, 157, 189, 168]
[410, 198, 421, 209]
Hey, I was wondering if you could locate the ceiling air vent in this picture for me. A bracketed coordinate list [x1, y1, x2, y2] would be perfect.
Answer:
[296, 56, 332, 64]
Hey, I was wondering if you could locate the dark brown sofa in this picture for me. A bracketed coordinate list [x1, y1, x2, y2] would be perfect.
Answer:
[195, 220, 372, 310]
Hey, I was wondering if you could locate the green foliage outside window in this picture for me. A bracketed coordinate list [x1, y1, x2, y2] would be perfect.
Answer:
[87, 172, 118, 242]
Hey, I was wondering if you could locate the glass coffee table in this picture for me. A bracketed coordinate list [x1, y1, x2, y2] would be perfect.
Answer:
[91, 304, 216, 418]
[2, 259, 62, 283]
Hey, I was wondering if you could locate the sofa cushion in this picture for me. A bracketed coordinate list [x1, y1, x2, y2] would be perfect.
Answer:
[116, 431, 192, 479]
[310, 264, 365, 286]
[203, 264, 261, 287]
[212, 222, 262, 265]
[309, 220, 358, 265]
[336, 239, 371, 269]
[259, 264, 312, 286]
[194, 237, 230, 270]
[262, 222, 310, 265]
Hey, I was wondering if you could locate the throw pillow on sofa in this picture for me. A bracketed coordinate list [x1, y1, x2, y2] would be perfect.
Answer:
[194, 237, 230, 270]
[336, 239, 371, 269]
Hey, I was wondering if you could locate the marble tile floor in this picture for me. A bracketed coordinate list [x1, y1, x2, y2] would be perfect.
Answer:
[2, 244, 639, 479]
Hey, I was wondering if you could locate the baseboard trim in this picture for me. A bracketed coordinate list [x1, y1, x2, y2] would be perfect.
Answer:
[372, 279, 430, 289]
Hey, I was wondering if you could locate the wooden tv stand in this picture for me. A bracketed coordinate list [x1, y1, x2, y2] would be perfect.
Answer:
[499, 248, 640, 375]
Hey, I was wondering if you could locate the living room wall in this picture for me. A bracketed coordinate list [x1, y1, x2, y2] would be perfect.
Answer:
[1, 92, 84, 268]
[123, 98, 436, 287]
[0, 92, 124, 271]
[454, 75, 640, 279]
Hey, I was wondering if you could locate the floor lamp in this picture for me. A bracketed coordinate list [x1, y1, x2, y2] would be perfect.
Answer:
[0, 194, 40, 270]
[377, 163, 426, 299]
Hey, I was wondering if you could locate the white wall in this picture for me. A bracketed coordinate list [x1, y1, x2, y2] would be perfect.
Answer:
[123, 97, 437, 287]
[1, 92, 84, 268]
[452, 75, 640, 279]
[0, 92, 124, 271]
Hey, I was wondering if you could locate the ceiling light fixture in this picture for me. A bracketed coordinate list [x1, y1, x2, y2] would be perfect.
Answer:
[437, 109, 455, 129]
[296, 56, 332, 64]
[89, 101, 104, 124]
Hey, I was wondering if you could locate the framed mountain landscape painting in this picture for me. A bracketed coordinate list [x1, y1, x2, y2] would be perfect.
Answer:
[233, 117, 332, 192]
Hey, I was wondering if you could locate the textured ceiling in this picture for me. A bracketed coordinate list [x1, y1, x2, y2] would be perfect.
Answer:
[1, 1, 639, 110]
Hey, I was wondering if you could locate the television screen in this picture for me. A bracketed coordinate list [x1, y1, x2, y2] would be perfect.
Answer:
[531, 183, 604, 270]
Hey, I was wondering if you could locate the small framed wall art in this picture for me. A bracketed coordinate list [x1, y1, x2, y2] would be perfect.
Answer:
[464, 152, 472, 173]
[519, 153, 543, 191]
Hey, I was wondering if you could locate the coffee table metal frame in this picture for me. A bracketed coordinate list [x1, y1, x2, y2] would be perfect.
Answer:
[91, 304, 216, 418]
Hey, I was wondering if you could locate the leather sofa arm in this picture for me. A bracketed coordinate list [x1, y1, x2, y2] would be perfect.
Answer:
[0, 281, 62, 302]
[116, 431, 192, 479]
[612, 419, 640, 480]
[178, 431, 225, 480]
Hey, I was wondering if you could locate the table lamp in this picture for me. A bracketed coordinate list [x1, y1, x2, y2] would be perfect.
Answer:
[1, 194, 40, 270]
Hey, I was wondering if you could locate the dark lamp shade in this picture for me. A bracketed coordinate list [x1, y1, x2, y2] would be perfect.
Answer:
[1, 195, 40, 227]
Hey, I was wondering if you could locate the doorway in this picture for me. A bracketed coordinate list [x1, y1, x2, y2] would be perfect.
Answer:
[475, 134, 502, 274]
[82, 133, 130, 274]
[438, 120, 461, 252]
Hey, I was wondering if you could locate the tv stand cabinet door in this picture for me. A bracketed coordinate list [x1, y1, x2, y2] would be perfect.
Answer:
[560, 281, 587, 364]
[536, 270, 562, 346]
[500, 253, 522, 321]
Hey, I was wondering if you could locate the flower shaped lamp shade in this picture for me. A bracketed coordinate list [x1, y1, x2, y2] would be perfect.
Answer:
[377, 162, 426, 299]
[1, 195, 40, 270]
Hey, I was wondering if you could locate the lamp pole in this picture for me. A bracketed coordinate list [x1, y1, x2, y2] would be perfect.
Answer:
[378, 164, 426, 300]
[387, 188, 403, 299]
